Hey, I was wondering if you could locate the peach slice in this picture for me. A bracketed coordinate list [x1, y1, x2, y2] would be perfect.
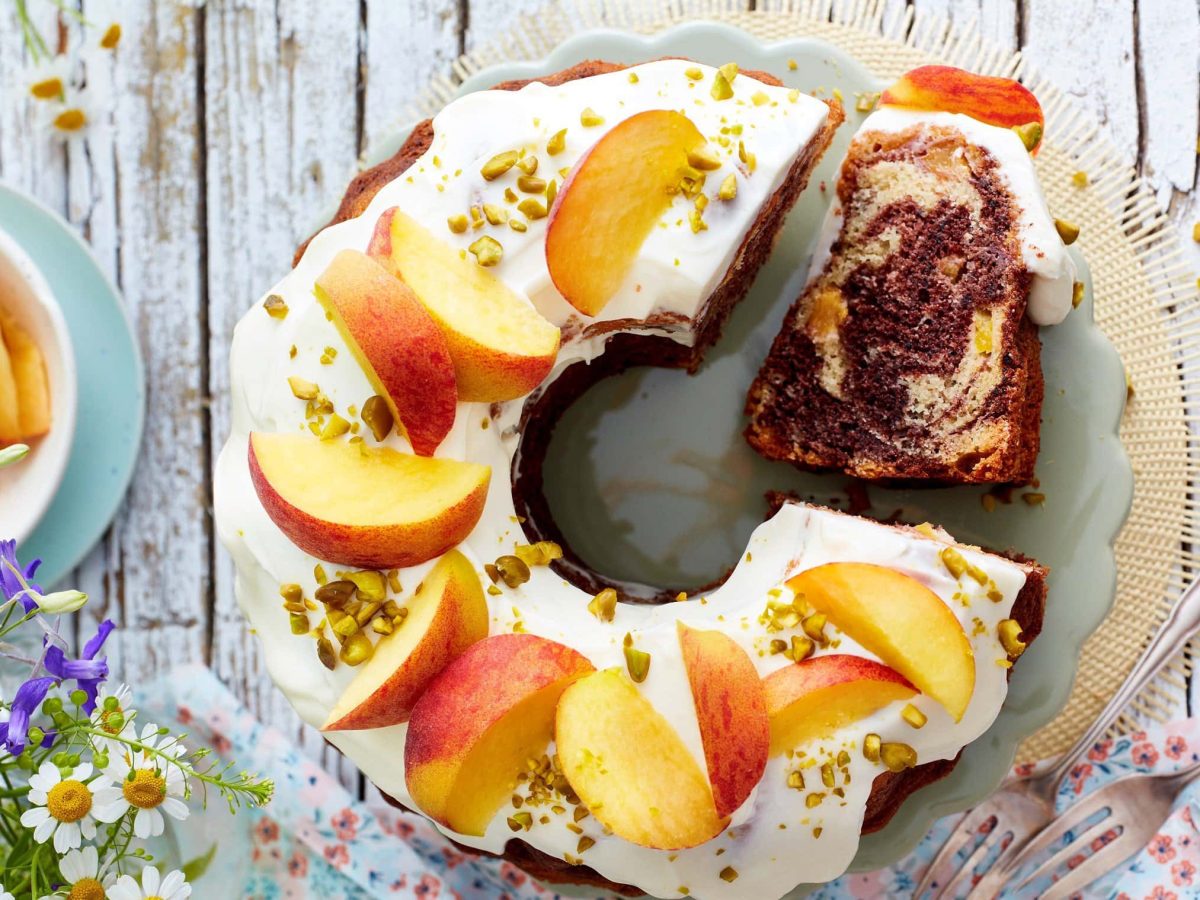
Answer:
[0, 309, 50, 440]
[880, 66, 1044, 152]
[788, 562, 975, 720]
[0, 329, 20, 444]
[404, 634, 594, 836]
[545, 109, 707, 317]
[677, 622, 769, 818]
[764, 654, 916, 755]
[248, 432, 489, 568]
[313, 249, 456, 457]
[556, 668, 726, 850]
[322, 550, 488, 731]
[368, 208, 560, 402]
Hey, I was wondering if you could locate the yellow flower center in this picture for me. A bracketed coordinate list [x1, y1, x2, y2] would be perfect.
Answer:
[68, 878, 106, 900]
[47, 780, 93, 823]
[53, 108, 87, 132]
[99, 706, 124, 735]
[100, 23, 122, 50]
[122, 768, 166, 809]
[30, 77, 63, 100]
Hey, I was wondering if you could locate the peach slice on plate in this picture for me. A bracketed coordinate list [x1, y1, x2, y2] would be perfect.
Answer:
[0, 326, 20, 443]
[880, 65, 1044, 152]
[404, 633, 594, 836]
[546, 109, 707, 317]
[313, 249, 456, 457]
[556, 667, 727, 850]
[677, 622, 769, 818]
[368, 208, 559, 402]
[0, 309, 50, 440]
[248, 432, 489, 569]
[788, 562, 975, 720]
[322, 550, 488, 731]
[764, 654, 916, 755]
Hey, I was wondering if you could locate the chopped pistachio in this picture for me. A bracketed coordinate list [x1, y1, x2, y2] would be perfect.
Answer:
[751, 90, 769, 106]
[820, 762, 835, 787]
[507, 811, 533, 832]
[624, 645, 651, 683]
[855, 91, 880, 113]
[998, 618, 1026, 658]
[684, 66, 703, 80]
[940, 547, 968, 579]
[482, 203, 507, 225]
[901, 703, 928, 729]
[1022, 492, 1046, 506]
[837, 750, 851, 768]
[316, 635, 337, 670]
[316, 579, 356, 608]
[494, 555, 531, 588]
[863, 732, 882, 763]
[320, 414, 351, 440]
[1012, 121, 1042, 152]
[289, 613, 309, 635]
[514, 541, 563, 567]
[686, 146, 722, 171]
[737, 140, 757, 172]
[263, 294, 289, 319]
[509, 219, 528, 233]
[360, 395, 393, 442]
[718, 173, 737, 200]
[805, 792, 825, 808]
[280, 583, 303, 604]
[346, 570, 386, 602]
[545, 179, 558, 209]
[718, 866, 739, 883]
[1072, 281, 1085, 308]
[340, 632, 374, 666]
[518, 174, 547, 194]
[314, 564, 328, 585]
[517, 154, 539, 175]
[801, 613, 827, 643]
[787, 770, 805, 790]
[628, 72, 639, 83]
[447, 213, 469, 234]
[688, 209, 707, 234]
[469, 235, 503, 267]
[1055, 218, 1080, 245]
[580, 107, 604, 127]
[880, 742, 918, 773]
[768, 638, 788, 655]
[518, 198, 547, 220]
[546, 128, 567, 156]
[789, 634, 815, 662]
[288, 376, 319, 400]
[481, 150, 519, 181]
[710, 71, 734, 101]
[577, 836, 595, 853]
[504, 187, 519, 204]
[718, 62, 738, 83]
[787, 58, 798, 70]
[371, 616, 393, 636]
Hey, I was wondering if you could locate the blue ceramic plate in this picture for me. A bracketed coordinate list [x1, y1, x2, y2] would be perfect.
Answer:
[0, 184, 144, 586]
[362, 22, 1132, 890]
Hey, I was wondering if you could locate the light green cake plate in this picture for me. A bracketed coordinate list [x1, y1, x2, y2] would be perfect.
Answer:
[365, 21, 1132, 896]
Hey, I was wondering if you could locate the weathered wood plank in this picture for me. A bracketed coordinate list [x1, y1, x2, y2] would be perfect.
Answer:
[912, 0, 1018, 52]
[204, 0, 367, 792]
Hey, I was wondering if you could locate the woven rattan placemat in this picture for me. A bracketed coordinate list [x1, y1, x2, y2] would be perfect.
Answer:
[387, 0, 1198, 764]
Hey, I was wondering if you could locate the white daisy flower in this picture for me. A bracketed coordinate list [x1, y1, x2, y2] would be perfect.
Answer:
[107, 866, 190, 900]
[0, 884, 14, 900]
[19, 762, 102, 853]
[90, 683, 135, 750]
[24, 54, 71, 102]
[92, 724, 189, 838]
[49, 844, 115, 899]
[38, 87, 96, 142]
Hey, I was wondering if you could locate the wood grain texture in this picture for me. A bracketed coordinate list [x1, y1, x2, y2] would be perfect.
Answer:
[0, 0, 1196, 779]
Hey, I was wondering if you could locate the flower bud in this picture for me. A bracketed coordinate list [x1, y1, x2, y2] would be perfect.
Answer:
[69, 689, 88, 707]
[33, 589, 88, 615]
[41, 697, 62, 715]
[27, 726, 44, 745]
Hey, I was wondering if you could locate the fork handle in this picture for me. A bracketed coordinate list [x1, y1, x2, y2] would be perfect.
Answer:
[1043, 575, 1200, 789]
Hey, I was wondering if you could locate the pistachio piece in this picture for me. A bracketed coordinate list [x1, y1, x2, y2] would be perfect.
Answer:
[481, 150, 519, 181]
[289, 613, 309, 635]
[820, 762, 835, 788]
[482, 203, 507, 225]
[751, 90, 770, 107]
[545, 179, 558, 209]
[469, 235, 503, 267]
[287, 376, 319, 401]
[880, 741, 918, 773]
[789, 634, 815, 662]
[314, 563, 328, 585]
[718, 62, 738, 83]
[768, 638, 788, 656]
[280, 583, 303, 604]
[546, 128, 567, 156]
[801, 612, 827, 643]
[346, 570, 386, 602]
[624, 645, 651, 683]
[577, 836, 595, 854]
[1012, 121, 1042, 152]
[997, 618, 1026, 658]
[513, 541, 563, 567]
[360, 394, 394, 442]
[855, 91, 880, 113]
[371, 616, 393, 636]
[1022, 492, 1046, 506]
[320, 414, 351, 440]
[717, 173, 737, 201]
[837, 750, 851, 768]
[900, 703, 927, 729]
[494, 554, 531, 588]
[315, 579, 357, 608]
[340, 632, 374, 666]
[1054, 218, 1080, 245]
[684, 66, 703, 81]
[517, 174, 547, 194]
[507, 811, 533, 832]
[863, 733, 882, 763]
[1072, 281, 1085, 308]
[263, 294, 288, 319]
[517, 154, 539, 175]
[710, 71, 734, 101]
[518, 198, 547, 220]
[686, 146, 722, 171]
[718, 866, 739, 883]
[316, 635, 337, 670]
[509, 219, 528, 233]
[940, 547, 968, 579]
[787, 770, 805, 790]
[627, 72, 639, 84]
[737, 140, 757, 172]
[447, 213, 469, 234]
[580, 107, 604, 127]
[805, 792, 825, 808]
[688, 209, 707, 234]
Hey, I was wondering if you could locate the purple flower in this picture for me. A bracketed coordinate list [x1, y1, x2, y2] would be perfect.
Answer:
[42, 620, 114, 714]
[0, 539, 42, 613]
[0, 676, 54, 755]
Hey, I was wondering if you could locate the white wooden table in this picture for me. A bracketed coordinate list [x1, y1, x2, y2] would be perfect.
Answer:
[0, 0, 1197, 793]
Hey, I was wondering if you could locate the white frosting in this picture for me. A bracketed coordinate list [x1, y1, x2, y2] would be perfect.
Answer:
[808, 106, 1076, 326]
[214, 61, 1031, 899]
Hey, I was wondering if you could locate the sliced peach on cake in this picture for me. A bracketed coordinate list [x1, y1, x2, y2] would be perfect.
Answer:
[545, 109, 707, 317]
[556, 668, 726, 850]
[764, 654, 916, 755]
[880, 66, 1044, 152]
[787, 562, 975, 720]
[313, 249, 456, 457]
[323, 550, 488, 731]
[404, 634, 594, 836]
[677, 622, 769, 818]
[367, 208, 559, 402]
[248, 432, 489, 569]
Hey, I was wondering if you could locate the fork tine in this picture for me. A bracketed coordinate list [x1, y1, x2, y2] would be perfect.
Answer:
[930, 822, 998, 900]
[912, 805, 998, 897]
[1000, 789, 1113, 877]
[1012, 813, 1115, 891]
[1036, 829, 1145, 900]
[964, 823, 1039, 900]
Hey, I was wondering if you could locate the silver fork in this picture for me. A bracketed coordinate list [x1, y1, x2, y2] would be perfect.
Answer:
[913, 574, 1200, 899]
[983, 755, 1200, 899]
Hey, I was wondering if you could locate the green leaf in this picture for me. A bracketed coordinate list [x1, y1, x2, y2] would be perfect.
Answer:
[181, 841, 218, 882]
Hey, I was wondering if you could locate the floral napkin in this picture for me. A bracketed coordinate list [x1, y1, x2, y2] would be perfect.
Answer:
[138, 666, 1200, 899]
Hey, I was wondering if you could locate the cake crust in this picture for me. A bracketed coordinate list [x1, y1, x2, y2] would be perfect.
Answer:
[298, 60, 1040, 897]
